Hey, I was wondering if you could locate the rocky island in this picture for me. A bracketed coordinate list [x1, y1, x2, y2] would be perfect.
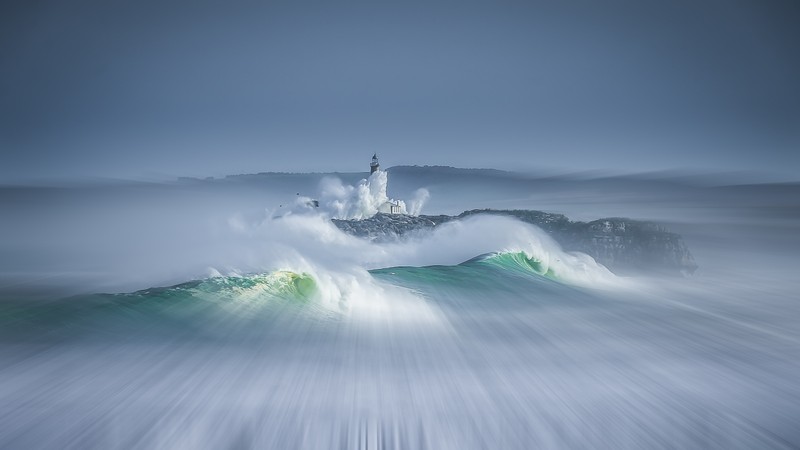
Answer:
[333, 209, 698, 276]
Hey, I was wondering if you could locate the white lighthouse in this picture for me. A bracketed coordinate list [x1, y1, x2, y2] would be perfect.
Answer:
[370, 153, 380, 174]
[369, 154, 403, 214]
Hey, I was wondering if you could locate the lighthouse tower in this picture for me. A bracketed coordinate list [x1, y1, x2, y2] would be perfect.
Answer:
[370, 153, 380, 174]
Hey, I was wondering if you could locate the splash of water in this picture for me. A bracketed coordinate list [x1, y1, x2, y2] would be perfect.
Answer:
[294, 170, 414, 219]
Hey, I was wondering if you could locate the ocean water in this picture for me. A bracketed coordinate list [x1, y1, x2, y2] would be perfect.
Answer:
[1, 169, 799, 449]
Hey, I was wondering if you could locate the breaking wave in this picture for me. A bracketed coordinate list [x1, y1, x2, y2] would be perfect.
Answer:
[2, 242, 621, 342]
[471, 251, 557, 277]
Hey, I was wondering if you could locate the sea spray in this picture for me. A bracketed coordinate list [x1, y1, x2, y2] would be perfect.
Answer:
[407, 188, 430, 216]
[317, 170, 408, 219]
[199, 212, 624, 296]
[367, 215, 621, 288]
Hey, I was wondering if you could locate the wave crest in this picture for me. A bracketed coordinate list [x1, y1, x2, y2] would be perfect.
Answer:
[182, 271, 317, 301]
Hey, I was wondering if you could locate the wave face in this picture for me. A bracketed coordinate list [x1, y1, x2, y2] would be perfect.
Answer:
[0, 250, 589, 343]
[471, 251, 556, 277]
[371, 252, 560, 291]
[0, 271, 322, 342]
[2, 175, 800, 449]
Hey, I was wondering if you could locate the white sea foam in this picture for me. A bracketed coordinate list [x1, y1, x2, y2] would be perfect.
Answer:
[218, 212, 624, 297]
[4, 174, 799, 450]
[407, 187, 430, 216]
[315, 170, 408, 219]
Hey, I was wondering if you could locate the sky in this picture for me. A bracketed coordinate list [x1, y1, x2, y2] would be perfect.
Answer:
[1, 0, 798, 181]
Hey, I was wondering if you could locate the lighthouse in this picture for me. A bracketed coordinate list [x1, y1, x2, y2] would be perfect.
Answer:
[370, 153, 380, 174]
[370, 153, 402, 214]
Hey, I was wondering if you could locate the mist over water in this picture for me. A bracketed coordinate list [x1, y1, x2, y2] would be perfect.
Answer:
[1, 168, 799, 449]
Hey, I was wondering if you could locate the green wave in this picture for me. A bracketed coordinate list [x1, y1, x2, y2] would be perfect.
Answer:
[177, 271, 317, 300]
[0, 271, 319, 341]
[2, 253, 574, 342]
[467, 251, 556, 279]
[369, 251, 562, 292]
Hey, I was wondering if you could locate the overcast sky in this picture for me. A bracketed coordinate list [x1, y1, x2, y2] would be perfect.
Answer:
[1, 0, 798, 181]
